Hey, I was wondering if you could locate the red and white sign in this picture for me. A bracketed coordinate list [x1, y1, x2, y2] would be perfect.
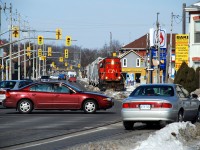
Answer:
[149, 28, 167, 48]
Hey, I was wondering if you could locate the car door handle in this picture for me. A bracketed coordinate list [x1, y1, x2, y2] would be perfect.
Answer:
[32, 94, 36, 96]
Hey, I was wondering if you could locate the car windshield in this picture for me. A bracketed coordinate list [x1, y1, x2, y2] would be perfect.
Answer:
[129, 85, 174, 97]
[41, 76, 49, 79]
[0, 81, 16, 89]
[65, 83, 82, 92]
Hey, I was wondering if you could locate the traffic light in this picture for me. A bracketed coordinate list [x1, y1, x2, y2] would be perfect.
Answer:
[66, 36, 71, 46]
[64, 49, 68, 58]
[38, 49, 42, 57]
[59, 57, 63, 62]
[56, 28, 62, 40]
[78, 64, 81, 68]
[12, 26, 19, 38]
[26, 46, 31, 57]
[65, 62, 68, 66]
[38, 35, 44, 45]
[48, 47, 52, 56]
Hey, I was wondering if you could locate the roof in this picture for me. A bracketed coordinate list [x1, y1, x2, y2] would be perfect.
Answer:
[119, 50, 143, 59]
[122, 34, 176, 50]
[185, 1, 200, 12]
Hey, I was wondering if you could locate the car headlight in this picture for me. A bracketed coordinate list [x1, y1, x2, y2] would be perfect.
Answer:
[103, 97, 112, 101]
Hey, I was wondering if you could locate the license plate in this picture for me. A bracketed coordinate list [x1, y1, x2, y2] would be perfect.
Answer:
[140, 104, 151, 110]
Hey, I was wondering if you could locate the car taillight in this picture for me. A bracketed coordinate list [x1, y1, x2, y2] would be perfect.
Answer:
[122, 103, 138, 108]
[5, 91, 11, 98]
[0, 90, 6, 94]
[161, 103, 172, 108]
[122, 102, 172, 108]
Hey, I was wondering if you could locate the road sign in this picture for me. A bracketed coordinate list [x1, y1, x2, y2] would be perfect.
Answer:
[12, 26, 19, 38]
[38, 35, 44, 45]
[56, 28, 62, 40]
[175, 34, 189, 71]
[66, 36, 71, 46]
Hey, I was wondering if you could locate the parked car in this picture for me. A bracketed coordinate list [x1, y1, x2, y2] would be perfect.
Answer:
[2, 81, 114, 114]
[68, 76, 77, 82]
[0, 80, 33, 105]
[40, 76, 50, 82]
[58, 74, 66, 80]
[121, 83, 200, 130]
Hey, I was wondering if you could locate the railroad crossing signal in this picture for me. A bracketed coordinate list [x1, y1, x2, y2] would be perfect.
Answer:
[66, 36, 71, 46]
[56, 28, 62, 40]
[26, 46, 31, 57]
[48, 47, 52, 56]
[38, 49, 42, 57]
[64, 49, 68, 58]
[12, 26, 19, 38]
[38, 35, 44, 45]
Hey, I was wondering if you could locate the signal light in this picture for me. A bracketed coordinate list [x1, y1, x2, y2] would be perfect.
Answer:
[38, 35, 44, 45]
[66, 36, 71, 46]
[64, 49, 68, 58]
[56, 29, 62, 40]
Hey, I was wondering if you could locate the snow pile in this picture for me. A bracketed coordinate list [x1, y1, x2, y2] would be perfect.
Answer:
[135, 122, 200, 150]
[69, 122, 200, 150]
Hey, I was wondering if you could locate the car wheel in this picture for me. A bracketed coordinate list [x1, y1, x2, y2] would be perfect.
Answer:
[83, 100, 97, 114]
[123, 121, 134, 130]
[177, 110, 184, 122]
[192, 108, 200, 123]
[17, 99, 33, 114]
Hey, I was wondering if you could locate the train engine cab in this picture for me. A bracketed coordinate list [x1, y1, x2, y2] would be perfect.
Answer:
[98, 57, 124, 91]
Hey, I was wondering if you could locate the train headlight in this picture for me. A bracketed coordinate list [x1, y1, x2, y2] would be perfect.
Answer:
[111, 60, 114, 65]
[105, 76, 108, 79]
[118, 76, 121, 79]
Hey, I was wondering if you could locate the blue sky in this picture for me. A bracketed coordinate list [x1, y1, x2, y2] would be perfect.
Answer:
[1, 0, 197, 49]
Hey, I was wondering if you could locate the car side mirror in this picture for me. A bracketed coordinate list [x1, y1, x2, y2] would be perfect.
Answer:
[191, 93, 198, 99]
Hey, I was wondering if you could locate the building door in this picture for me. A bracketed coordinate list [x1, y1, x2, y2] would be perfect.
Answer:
[135, 73, 141, 83]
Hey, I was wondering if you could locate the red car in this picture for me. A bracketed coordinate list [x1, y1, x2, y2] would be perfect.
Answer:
[2, 82, 114, 114]
[68, 76, 77, 82]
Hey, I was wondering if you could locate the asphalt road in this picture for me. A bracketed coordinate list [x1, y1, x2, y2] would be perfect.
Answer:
[0, 79, 158, 150]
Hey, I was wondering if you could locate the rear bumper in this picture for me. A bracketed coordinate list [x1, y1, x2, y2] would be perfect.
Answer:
[121, 109, 178, 122]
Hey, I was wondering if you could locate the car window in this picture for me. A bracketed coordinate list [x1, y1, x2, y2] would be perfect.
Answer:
[0, 81, 16, 89]
[53, 84, 70, 93]
[30, 84, 53, 92]
[130, 85, 174, 97]
[176, 85, 186, 98]
[18, 81, 33, 88]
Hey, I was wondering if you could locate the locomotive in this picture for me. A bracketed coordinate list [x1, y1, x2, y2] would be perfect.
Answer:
[87, 57, 124, 91]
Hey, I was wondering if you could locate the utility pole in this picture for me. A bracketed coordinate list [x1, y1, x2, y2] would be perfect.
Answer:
[156, 12, 160, 83]
[110, 32, 112, 56]
[4, 3, 12, 80]
[17, 11, 21, 80]
[182, 3, 186, 34]
[0, 5, 3, 81]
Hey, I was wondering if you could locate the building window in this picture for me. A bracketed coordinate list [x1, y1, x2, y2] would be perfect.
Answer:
[136, 58, 140, 67]
[194, 21, 200, 43]
[123, 58, 127, 67]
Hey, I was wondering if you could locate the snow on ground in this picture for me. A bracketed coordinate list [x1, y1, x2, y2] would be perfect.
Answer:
[77, 78, 200, 150]
[69, 122, 200, 150]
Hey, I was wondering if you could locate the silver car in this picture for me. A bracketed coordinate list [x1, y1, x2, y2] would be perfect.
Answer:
[121, 83, 200, 130]
[0, 80, 33, 105]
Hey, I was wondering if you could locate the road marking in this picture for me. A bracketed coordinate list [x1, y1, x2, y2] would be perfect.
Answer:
[2, 126, 109, 150]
